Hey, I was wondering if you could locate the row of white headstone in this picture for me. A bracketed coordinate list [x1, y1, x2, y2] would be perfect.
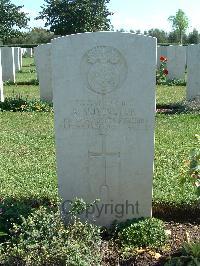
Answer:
[0, 47, 33, 102]
[35, 41, 200, 104]
[157, 45, 186, 80]
[157, 44, 200, 100]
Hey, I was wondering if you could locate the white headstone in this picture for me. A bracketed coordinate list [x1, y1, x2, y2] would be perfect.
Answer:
[52, 32, 156, 226]
[22, 48, 27, 56]
[187, 44, 200, 100]
[19, 48, 23, 68]
[14, 47, 21, 72]
[1, 47, 15, 82]
[34, 43, 53, 102]
[26, 48, 33, 57]
[167, 45, 186, 80]
[157, 45, 186, 80]
[157, 45, 167, 68]
[0, 49, 4, 102]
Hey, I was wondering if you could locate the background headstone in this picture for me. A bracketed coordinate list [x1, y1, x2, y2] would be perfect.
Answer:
[35, 43, 53, 102]
[14, 47, 21, 72]
[1, 47, 15, 82]
[157, 45, 167, 68]
[52, 32, 156, 226]
[19, 48, 23, 68]
[166, 45, 186, 80]
[22, 48, 27, 56]
[26, 48, 33, 57]
[0, 49, 4, 102]
[187, 44, 200, 100]
[157, 45, 186, 80]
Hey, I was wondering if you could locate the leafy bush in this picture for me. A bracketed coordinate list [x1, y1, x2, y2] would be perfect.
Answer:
[117, 218, 167, 250]
[165, 241, 200, 265]
[166, 78, 186, 86]
[0, 198, 33, 234]
[0, 203, 101, 265]
[0, 96, 52, 112]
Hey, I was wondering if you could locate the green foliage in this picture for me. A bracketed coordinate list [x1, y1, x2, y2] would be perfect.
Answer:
[168, 9, 189, 44]
[0, 198, 33, 234]
[0, 96, 52, 112]
[37, 0, 113, 35]
[0, 204, 101, 266]
[117, 218, 167, 250]
[148, 28, 168, 43]
[0, 0, 29, 44]
[8, 28, 55, 45]
[166, 79, 186, 86]
[165, 241, 200, 266]
[187, 28, 200, 44]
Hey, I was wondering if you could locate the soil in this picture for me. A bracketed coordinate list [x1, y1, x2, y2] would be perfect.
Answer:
[101, 221, 200, 265]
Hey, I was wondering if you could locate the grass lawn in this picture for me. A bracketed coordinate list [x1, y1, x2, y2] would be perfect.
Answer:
[1, 57, 199, 209]
[156, 85, 186, 105]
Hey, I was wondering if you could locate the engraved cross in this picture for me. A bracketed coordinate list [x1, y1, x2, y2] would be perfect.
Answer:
[88, 134, 120, 186]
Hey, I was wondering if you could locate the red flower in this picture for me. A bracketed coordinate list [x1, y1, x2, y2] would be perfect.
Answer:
[160, 56, 167, 62]
[163, 69, 168, 75]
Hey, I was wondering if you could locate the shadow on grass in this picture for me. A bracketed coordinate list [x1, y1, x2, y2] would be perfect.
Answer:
[4, 79, 39, 86]
[153, 201, 200, 223]
[156, 100, 200, 115]
[0, 196, 57, 235]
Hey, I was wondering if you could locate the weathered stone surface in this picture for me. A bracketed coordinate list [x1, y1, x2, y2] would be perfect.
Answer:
[52, 32, 156, 226]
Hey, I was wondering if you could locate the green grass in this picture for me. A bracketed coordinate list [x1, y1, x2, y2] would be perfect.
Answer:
[0, 57, 199, 212]
[0, 112, 57, 201]
[16, 57, 37, 83]
[4, 57, 39, 99]
[154, 113, 199, 205]
[156, 85, 186, 105]
[4, 85, 39, 99]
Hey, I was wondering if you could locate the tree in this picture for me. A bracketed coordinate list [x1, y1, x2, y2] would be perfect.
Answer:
[168, 9, 189, 44]
[24, 28, 55, 44]
[148, 28, 168, 43]
[187, 28, 199, 44]
[36, 0, 113, 36]
[8, 28, 55, 45]
[0, 0, 29, 44]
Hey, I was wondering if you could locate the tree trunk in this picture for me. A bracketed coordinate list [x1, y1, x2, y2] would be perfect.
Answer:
[180, 30, 183, 44]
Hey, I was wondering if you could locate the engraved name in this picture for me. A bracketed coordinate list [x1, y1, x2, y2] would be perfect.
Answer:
[63, 101, 146, 130]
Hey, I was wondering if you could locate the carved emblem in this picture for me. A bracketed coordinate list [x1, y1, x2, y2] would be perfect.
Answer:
[81, 46, 127, 95]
